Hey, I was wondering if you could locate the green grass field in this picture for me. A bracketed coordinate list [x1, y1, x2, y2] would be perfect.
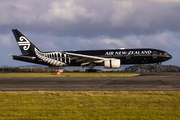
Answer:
[0, 73, 139, 77]
[0, 91, 180, 120]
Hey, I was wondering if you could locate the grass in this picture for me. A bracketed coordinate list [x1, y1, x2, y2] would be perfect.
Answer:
[0, 73, 139, 77]
[0, 91, 180, 120]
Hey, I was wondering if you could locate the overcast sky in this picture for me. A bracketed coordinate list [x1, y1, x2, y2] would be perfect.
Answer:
[0, 0, 180, 67]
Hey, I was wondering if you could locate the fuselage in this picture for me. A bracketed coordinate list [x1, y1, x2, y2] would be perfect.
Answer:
[65, 48, 172, 66]
[13, 48, 172, 67]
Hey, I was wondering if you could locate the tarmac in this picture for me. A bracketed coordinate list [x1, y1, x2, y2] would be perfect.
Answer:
[0, 73, 180, 91]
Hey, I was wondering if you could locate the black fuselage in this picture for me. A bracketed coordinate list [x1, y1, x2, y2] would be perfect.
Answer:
[66, 48, 172, 66]
[13, 48, 172, 67]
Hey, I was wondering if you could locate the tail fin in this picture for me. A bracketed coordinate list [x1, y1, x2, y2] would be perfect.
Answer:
[12, 29, 41, 56]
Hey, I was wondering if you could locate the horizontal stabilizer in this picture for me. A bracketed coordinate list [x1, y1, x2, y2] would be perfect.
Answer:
[10, 55, 36, 60]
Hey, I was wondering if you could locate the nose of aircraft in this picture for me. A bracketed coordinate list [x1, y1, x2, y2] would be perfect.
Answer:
[167, 53, 172, 60]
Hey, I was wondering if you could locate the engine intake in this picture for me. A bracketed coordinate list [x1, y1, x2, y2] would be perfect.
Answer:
[104, 59, 121, 68]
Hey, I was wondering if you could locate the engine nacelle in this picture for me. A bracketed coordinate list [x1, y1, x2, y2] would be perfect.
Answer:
[104, 59, 121, 68]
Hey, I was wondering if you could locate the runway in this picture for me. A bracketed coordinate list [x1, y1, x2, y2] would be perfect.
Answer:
[0, 73, 180, 91]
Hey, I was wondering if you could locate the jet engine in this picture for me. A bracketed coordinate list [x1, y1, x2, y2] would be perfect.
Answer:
[104, 59, 121, 68]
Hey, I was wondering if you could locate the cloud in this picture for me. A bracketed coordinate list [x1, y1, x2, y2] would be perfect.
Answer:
[0, 0, 179, 50]
[148, 0, 180, 3]
[0, 0, 180, 66]
[0, 0, 180, 37]
[101, 31, 180, 50]
[110, 1, 134, 27]
[40, 0, 93, 24]
[0, 33, 15, 50]
[25, 31, 179, 51]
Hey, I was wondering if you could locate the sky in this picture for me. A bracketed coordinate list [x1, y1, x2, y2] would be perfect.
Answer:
[0, 0, 180, 67]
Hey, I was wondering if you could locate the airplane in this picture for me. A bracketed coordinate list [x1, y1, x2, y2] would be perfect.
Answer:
[11, 29, 172, 70]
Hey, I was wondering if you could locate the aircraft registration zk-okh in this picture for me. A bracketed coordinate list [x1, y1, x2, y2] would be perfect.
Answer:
[11, 29, 172, 71]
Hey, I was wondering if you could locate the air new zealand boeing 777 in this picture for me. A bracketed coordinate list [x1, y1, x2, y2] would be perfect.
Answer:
[11, 29, 172, 69]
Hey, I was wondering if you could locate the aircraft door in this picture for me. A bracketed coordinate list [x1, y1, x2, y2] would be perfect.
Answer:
[153, 51, 157, 58]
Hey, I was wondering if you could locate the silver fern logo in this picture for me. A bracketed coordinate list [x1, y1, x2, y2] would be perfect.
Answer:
[18, 36, 30, 50]
[34, 48, 68, 67]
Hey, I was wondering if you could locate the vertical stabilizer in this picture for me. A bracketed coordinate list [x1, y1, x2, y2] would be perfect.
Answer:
[12, 29, 41, 56]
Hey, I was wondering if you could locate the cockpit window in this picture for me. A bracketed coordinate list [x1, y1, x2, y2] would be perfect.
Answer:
[164, 53, 167, 56]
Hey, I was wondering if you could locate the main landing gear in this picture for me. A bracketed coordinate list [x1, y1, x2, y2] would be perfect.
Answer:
[84, 62, 97, 72]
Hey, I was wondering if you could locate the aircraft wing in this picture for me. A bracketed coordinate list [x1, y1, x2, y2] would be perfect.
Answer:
[64, 52, 107, 66]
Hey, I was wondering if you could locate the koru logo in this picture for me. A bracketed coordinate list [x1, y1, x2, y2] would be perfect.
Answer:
[18, 36, 30, 51]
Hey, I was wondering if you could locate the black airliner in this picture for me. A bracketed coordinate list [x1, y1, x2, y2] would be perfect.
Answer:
[11, 29, 172, 69]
